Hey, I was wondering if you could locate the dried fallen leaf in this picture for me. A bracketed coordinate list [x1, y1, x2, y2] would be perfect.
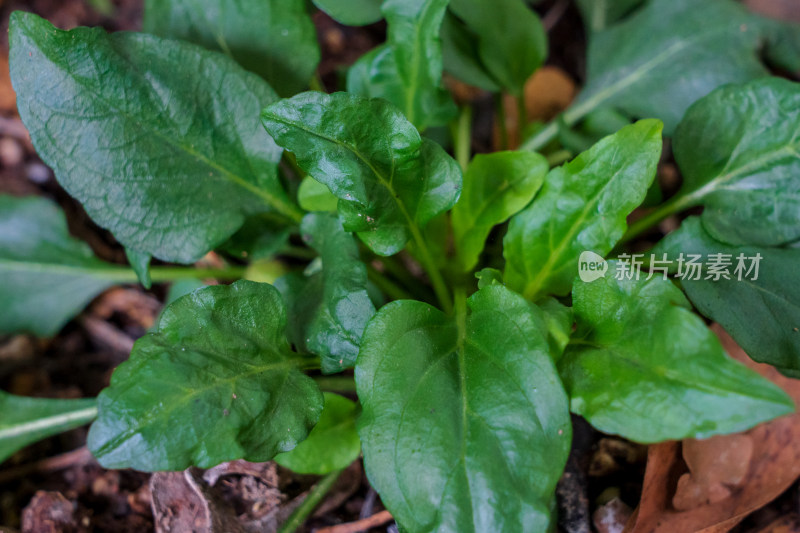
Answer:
[624, 326, 800, 533]
[756, 514, 800, 533]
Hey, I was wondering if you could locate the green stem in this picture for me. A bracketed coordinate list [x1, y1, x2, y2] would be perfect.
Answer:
[367, 265, 414, 301]
[519, 96, 600, 153]
[546, 149, 573, 167]
[313, 375, 357, 393]
[411, 227, 453, 314]
[516, 92, 528, 133]
[619, 194, 692, 245]
[309, 72, 326, 93]
[453, 105, 473, 172]
[148, 266, 248, 282]
[277, 470, 344, 533]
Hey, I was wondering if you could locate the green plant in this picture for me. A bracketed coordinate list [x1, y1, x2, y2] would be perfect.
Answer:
[2, 0, 800, 530]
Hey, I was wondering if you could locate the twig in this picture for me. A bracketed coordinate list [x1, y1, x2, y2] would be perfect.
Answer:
[315, 510, 394, 533]
[0, 447, 92, 485]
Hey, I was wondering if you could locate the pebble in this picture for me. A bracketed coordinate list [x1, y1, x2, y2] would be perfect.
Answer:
[0, 137, 24, 167]
[26, 161, 51, 184]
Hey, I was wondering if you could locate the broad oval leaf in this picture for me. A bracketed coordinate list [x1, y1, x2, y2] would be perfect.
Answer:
[312, 0, 383, 26]
[356, 285, 571, 532]
[347, 0, 456, 131]
[274, 392, 360, 475]
[143, 0, 320, 96]
[88, 281, 323, 470]
[298, 177, 338, 213]
[0, 195, 129, 336]
[560, 267, 794, 443]
[10, 12, 300, 264]
[452, 151, 547, 272]
[447, 0, 547, 95]
[0, 392, 97, 464]
[276, 213, 375, 374]
[262, 91, 462, 256]
[654, 217, 800, 377]
[504, 119, 662, 300]
[576, 0, 790, 134]
[672, 77, 800, 247]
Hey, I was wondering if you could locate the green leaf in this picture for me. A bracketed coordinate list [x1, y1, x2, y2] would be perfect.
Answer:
[452, 151, 547, 272]
[219, 217, 290, 262]
[298, 177, 338, 213]
[0, 392, 97, 464]
[274, 393, 360, 474]
[671, 77, 800, 246]
[312, 0, 383, 26]
[440, 12, 501, 91]
[654, 217, 800, 377]
[356, 285, 571, 532]
[347, 0, 456, 131]
[10, 12, 301, 265]
[0, 195, 127, 337]
[576, 0, 790, 134]
[125, 247, 152, 289]
[276, 213, 375, 374]
[447, 0, 547, 95]
[504, 119, 662, 300]
[143, 0, 319, 96]
[539, 297, 573, 363]
[560, 267, 794, 443]
[87, 281, 323, 470]
[262, 91, 462, 256]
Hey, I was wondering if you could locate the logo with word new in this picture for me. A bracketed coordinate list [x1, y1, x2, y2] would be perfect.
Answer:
[578, 251, 607, 282]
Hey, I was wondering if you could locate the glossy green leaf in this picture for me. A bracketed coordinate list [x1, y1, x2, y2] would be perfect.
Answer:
[298, 177, 338, 213]
[274, 393, 360, 474]
[654, 217, 800, 377]
[356, 284, 571, 532]
[452, 151, 547, 272]
[219, 217, 290, 262]
[671, 77, 800, 246]
[447, 0, 547, 95]
[10, 12, 300, 265]
[87, 281, 323, 470]
[504, 119, 662, 300]
[0, 392, 97, 464]
[577, 0, 792, 134]
[276, 213, 375, 374]
[347, 0, 456, 131]
[560, 268, 794, 443]
[440, 12, 501, 91]
[143, 0, 319, 96]
[0, 195, 128, 337]
[313, 0, 383, 25]
[262, 91, 462, 256]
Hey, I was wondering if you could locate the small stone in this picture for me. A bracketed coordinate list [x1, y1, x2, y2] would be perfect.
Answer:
[26, 162, 52, 184]
[0, 137, 24, 167]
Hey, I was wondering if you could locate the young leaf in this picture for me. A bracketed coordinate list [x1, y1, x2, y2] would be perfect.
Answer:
[654, 217, 800, 378]
[447, 0, 547, 95]
[575, 0, 792, 135]
[440, 12, 501, 92]
[0, 392, 97, 464]
[356, 285, 571, 532]
[671, 77, 800, 247]
[88, 281, 324, 470]
[312, 0, 383, 26]
[298, 177, 338, 213]
[452, 151, 548, 272]
[0, 195, 128, 336]
[576, 0, 643, 32]
[125, 247, 152, 289]
[143, 0, 320, 96]
[504, 119, 662, 300]
[274, 393, 360, 475]
[276, 213, 375, 374]
[347, 0, 456, 131]
[10, 12, 300, 265]
[262, 91, 462, 256]
[560, 268, 794, 443]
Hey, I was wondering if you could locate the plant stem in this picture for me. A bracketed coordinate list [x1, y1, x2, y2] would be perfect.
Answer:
[367, 265, 414, 301]
[452, 105, 473, 172]
[410, 227, 453, 314]
[494, 93, 509, 151]
[148, 266, 248, 282]
[618, 194, 692, 245]
[313, 375, 357, 392]
[277, 470, 344, 533]
[516, 92, 528, 133]
[546, 149, 572, 167]
[519, 95, 601, 153]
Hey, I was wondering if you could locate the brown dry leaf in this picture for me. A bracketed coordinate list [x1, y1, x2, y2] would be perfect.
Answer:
[594, 498, 633, 533]
[21, 491, 78, 533]
[757, 514, 800, 533]
[744, 0, 800, 22]
[624, 325, 800, 533]
[0, 55, 18, 115]
[495, 66, 576, 149]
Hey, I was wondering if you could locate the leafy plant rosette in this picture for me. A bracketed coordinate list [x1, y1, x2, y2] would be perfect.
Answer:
[3, 0, 800, 531]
